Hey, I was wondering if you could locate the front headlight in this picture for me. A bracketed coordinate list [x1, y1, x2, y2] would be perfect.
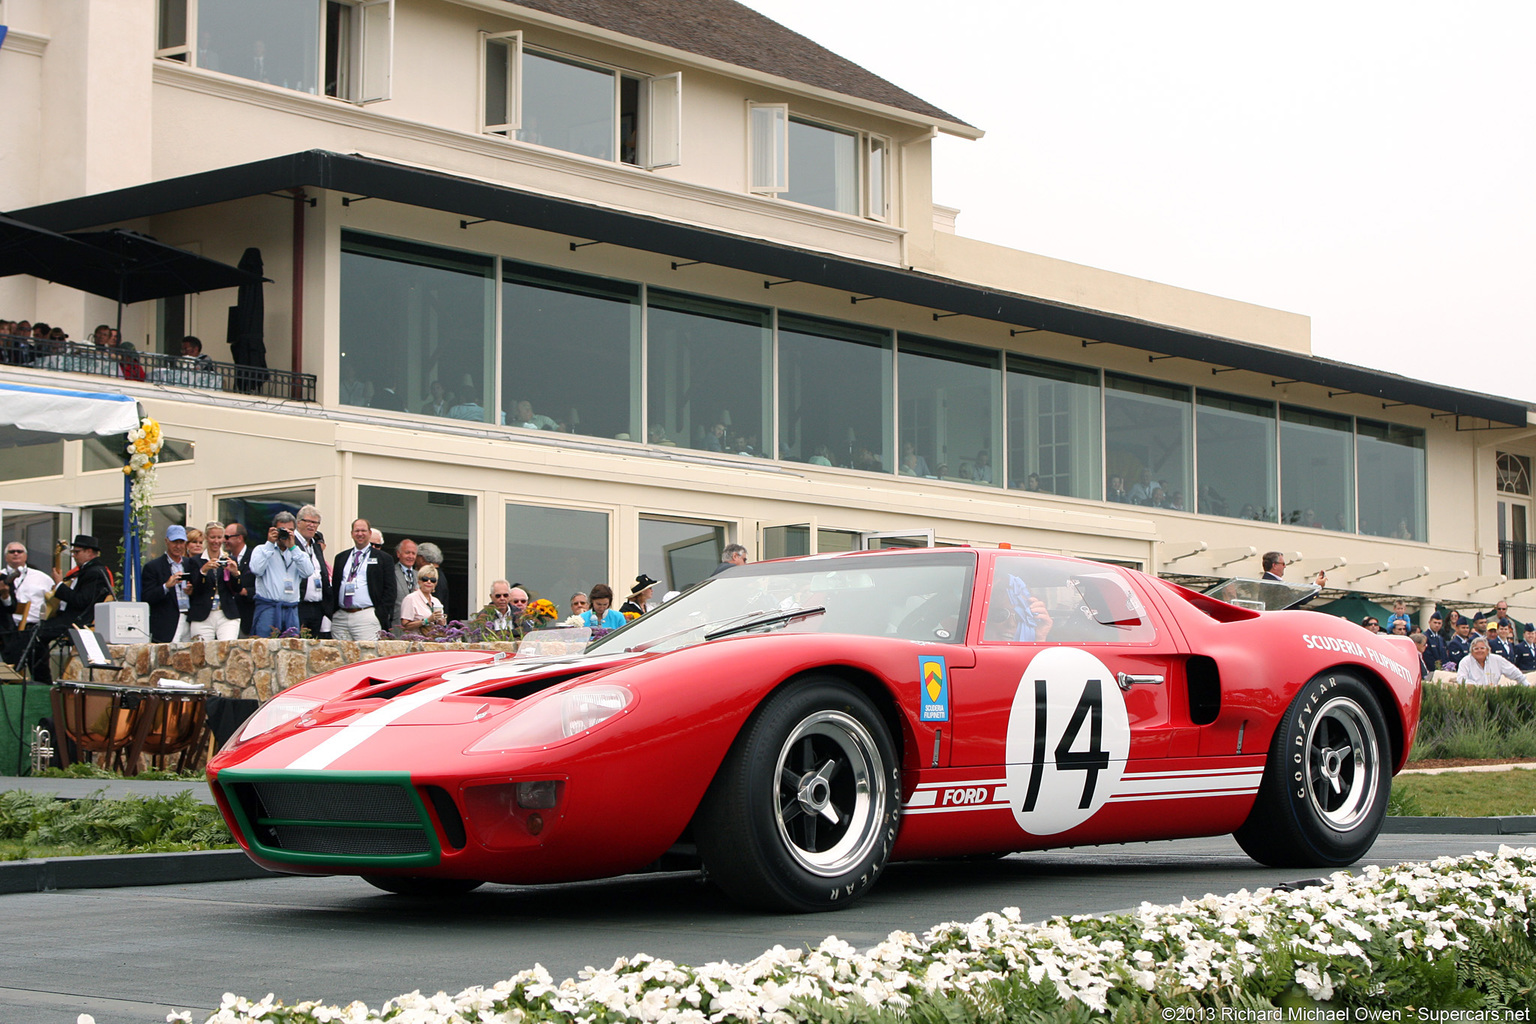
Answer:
[228, 694, 323, 748]
[466, 684, 633, 752]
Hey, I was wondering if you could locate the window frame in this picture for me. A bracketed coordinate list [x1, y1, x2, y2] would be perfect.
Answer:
[480, 29, 523, 136]
[748, 102, 789, 194]
[156, 0, 393, 104]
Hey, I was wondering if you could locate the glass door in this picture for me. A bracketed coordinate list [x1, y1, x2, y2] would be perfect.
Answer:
[760, 519, 815, 560]
[0, 504, 78, 581]
[1498, 499, 1531, 579]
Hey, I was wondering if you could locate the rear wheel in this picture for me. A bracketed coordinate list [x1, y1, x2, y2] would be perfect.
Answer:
[696, 678, 900, 912]
[1234, 671, 1391, 868]
[363, 875, 484, 896]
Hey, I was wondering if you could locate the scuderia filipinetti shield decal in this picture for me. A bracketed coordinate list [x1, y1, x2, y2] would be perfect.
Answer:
[1005, 647, 1131, 835]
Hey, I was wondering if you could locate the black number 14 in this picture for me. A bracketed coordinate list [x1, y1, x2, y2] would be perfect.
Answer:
[1020, 678, 1110, 813]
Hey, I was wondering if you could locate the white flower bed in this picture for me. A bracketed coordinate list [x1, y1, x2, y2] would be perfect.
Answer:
[98, 846, 1535, 1024]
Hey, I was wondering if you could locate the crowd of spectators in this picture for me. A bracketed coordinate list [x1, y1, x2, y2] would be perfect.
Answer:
[1, 319, 224, 387]
[1370, 600, 1536, 685]
[123, 502, 727, 644]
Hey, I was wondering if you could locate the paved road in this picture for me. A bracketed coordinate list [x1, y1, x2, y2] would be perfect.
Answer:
[2, 832, 1526, 1024]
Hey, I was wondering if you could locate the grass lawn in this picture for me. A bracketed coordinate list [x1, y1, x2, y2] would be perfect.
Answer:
[1390, 767, 1536, 817]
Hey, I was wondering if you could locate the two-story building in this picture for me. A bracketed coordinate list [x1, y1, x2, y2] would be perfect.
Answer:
[2, 0, 1533, 624]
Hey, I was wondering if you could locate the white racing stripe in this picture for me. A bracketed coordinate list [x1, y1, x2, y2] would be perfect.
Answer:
[286, 678, 471, 770]
[904, 768, 1263, 814]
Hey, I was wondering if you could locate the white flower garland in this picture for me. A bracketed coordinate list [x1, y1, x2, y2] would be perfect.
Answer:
[125, 417, 164, 550]
[87, 845, 1534, 1024]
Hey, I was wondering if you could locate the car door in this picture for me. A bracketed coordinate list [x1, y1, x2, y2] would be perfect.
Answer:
[944, 553, 1184, 845]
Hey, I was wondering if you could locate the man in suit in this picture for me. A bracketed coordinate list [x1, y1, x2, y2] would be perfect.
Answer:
[142, 524, 198, 642]
[391, 537, 419, 630]
[327, 518, 396, 641]
[222, 522, 256, 637]
[292, 505, 329, 639]
[1260, 551, 1327, 587]
[29, 535, 116, 682]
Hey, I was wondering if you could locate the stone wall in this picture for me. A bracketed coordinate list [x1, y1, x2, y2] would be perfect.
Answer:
[60, 639, 523, 701]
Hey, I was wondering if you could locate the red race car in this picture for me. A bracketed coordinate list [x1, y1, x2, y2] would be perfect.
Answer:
[207, 548, 1421, 911]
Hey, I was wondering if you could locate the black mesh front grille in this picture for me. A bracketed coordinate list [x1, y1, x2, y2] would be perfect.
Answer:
[268, 824, 432, 857]
[250, 781, 419, 823]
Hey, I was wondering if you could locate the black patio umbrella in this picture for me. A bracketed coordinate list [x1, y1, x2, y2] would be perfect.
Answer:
[0, 213, 130, 285]
[228, 247, 267, 370]
[62, 229, 268, 329]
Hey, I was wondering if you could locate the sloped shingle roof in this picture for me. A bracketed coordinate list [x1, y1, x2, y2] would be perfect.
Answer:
[505, 0, 974, 131]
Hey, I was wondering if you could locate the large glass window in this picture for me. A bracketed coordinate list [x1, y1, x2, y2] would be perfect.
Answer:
[1280, 407, 1353, 531]
[216, 490, 316, 547]
[1196, 392, 1276, 520]
[646, 290, 771, 456]
[519, 50, 618, 161]
[502, 262, 640, 440]
[784, 118, 859, 215]
[0, 441, 64, 481]
[639, 516, 725, 594]
[1357, 420, 1425, 541]
[505, 503, 609, 608]
[1007, 355, 1100, 498]
[340, 233, 495, 422]
[898, 336, 1001, 484]
[176, 0, 391, 101]
[359, 485, 472, 621]
[1105, 375, 1191, 510]
[777, 314, 892, 472]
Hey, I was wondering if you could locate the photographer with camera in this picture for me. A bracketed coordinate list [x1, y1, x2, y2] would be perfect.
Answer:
[188, 521, 242, 641]
[247, 511, 315, 638]
[142, 524, 197, 643]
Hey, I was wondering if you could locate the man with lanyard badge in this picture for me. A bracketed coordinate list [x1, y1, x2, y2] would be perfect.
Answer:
[328, 518, 395, 641]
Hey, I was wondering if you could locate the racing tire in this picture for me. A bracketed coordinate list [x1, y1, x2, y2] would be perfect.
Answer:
[362, 875, 484, 896]
[695, 678, 901, 912]
[1234, 671, 1391, 868]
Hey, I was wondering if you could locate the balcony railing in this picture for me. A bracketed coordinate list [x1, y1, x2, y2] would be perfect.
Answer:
[1, 334, 315, 402]
[1500, 540, 1536, 581]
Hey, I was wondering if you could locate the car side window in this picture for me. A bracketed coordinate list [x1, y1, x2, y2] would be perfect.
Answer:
[983, 556, 1156, 644]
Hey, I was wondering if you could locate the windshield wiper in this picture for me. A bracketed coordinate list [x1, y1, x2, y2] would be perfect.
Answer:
[704, 605, 826, 642]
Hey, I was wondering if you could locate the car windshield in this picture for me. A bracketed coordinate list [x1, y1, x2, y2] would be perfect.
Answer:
[587, 551, 976, 655]
[1203, 577, 1319, 611]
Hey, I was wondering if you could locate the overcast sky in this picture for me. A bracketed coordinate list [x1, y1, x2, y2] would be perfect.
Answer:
[740, 1, 1536, 405]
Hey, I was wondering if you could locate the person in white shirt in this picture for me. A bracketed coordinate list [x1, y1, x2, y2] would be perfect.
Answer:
[1456, 637, 1529, 687]
[189, 521, 242, 641]
[327, 518, 396, 641]
[3, 542, 52, 628]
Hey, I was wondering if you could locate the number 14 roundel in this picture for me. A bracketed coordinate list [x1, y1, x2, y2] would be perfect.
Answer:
[1004, 647, 1131, 836]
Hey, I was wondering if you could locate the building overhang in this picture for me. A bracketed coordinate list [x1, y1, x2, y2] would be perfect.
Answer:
[9, 149, 1528, 427]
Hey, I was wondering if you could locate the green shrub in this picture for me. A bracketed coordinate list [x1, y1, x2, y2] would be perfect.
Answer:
[1411, 683, 1536, 760]
[0, 788, 232, 854]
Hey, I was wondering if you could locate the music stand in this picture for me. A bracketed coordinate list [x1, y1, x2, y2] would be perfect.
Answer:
[69, 625, 121, 681]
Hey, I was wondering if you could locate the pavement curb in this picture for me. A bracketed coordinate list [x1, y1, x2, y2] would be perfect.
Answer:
[1383, 815, 1536, 835]
[0, 849, 276, 894]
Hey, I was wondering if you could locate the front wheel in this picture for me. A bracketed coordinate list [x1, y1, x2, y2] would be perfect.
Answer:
[695, 678, 901, 912]
[1234, 671, 1391, 868]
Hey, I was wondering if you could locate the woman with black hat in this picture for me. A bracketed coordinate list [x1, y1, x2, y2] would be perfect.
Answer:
[620, 574, 659, 617]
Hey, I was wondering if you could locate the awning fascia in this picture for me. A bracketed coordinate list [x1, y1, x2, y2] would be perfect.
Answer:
[9, 150, 1527, 426]
[0, 381, 141, 448]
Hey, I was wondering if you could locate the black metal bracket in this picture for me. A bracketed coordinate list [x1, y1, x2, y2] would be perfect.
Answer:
[670, 260, 703, 270]
[1381, 401, 1408, 409]
[1429, 411, 1458, 419]
[931, 312, 962, 321]
[763, 278, 795, 288]
[267, 191, 316, 207]
[1271, 379, 1299, 387]
[340, 195, 374, 206]
[1328, 390, 1353, 398]
[1211, 366, 1240, 374]
[460, 218, 490, 229]
[1454, 417, 1521, 432]
[569, 240, 604, 251]
[850, 295, 880, 303]
[1147, 354, 1177, 362]
[1010, 327, 1041, 336]
[1080, 339, 1107, 346]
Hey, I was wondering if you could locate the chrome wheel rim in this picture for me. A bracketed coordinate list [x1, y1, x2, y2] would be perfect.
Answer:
[773, 710, 884, 876]
[1301, 695, 1380, 831]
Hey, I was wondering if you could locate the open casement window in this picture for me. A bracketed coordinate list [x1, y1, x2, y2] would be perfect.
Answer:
[351, 0, 393, 104]
[748, 103, 789, 194]
[865, 134, 890, 221]
[481, 30, 522, 136]
[156, 0, 191, 61]
[645, 72, 682, 169]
